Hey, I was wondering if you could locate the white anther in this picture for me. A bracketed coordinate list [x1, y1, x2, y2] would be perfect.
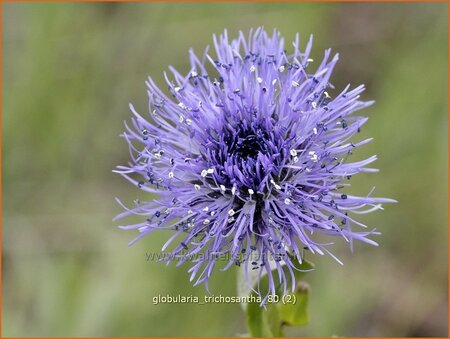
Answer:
[154, 153, 161, 160]
[311, 102, 317, 109]
[178, 102, 186, 109]
[179, 115, 184, 123]
[231, 186, 236, 195]
[187, 210, 193, 214]
[307, 58, 314, 62]
[292, 80, 299, 87]
[201, 170, 208, 177]
[313, 127, 318, 135]
[309, 151, 318, 162]
[305, 168, 312, 173]
[174, 86, 181, 92]
[290, 149, 298, 157]
[228, 209, 235, 216]
[250, 65, 256, 72]
[272, 79, 277, 86]
[220, 185, 226, 192]
[202, 206, 209, 212]
[228, 217, 235, 223]
[194, 184, 201, 191]
[324, 91, 331, 98]
[278, 65, 285, 72]
[191, 71, 198, 77]
[270, 179, 281, 190]
[284, 198, 292, 205]
[248, 189, 254, 195]
[207, 168, 215, 174]
[257, 77, 263, 84]
[293, 156, 299, 163]
[210, 211, 216, 217]
[168, 171, 174, 178]
[203, 219, 210, 225]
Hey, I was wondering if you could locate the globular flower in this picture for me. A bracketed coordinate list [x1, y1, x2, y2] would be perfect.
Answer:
[115, 28, 395, 299]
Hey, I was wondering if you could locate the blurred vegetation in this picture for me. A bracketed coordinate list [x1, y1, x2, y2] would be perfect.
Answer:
[2, 2, 448, 337]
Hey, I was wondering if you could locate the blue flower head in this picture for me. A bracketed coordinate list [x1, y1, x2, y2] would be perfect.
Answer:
[115, 28, 395, 298]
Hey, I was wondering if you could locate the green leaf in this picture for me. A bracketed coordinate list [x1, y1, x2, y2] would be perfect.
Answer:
[277, 282, 310, 326]
[267, 303, 284, 337]
[239, 257, 315, 337]
[246, 298, 274, 337]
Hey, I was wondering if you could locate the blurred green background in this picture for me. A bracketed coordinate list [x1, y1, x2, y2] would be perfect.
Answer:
[2, 2, 448, 337]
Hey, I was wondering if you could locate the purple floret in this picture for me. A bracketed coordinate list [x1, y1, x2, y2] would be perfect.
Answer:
[115, 28, 395, 299]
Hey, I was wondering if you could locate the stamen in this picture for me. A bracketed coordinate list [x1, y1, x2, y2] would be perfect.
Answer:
[309, 151, 318, 162]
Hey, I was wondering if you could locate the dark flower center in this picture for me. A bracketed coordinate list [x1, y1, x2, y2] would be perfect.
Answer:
[203, 115, 294, 198]
[234, 134, 260, 158]
[233, 133, 267, 159]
